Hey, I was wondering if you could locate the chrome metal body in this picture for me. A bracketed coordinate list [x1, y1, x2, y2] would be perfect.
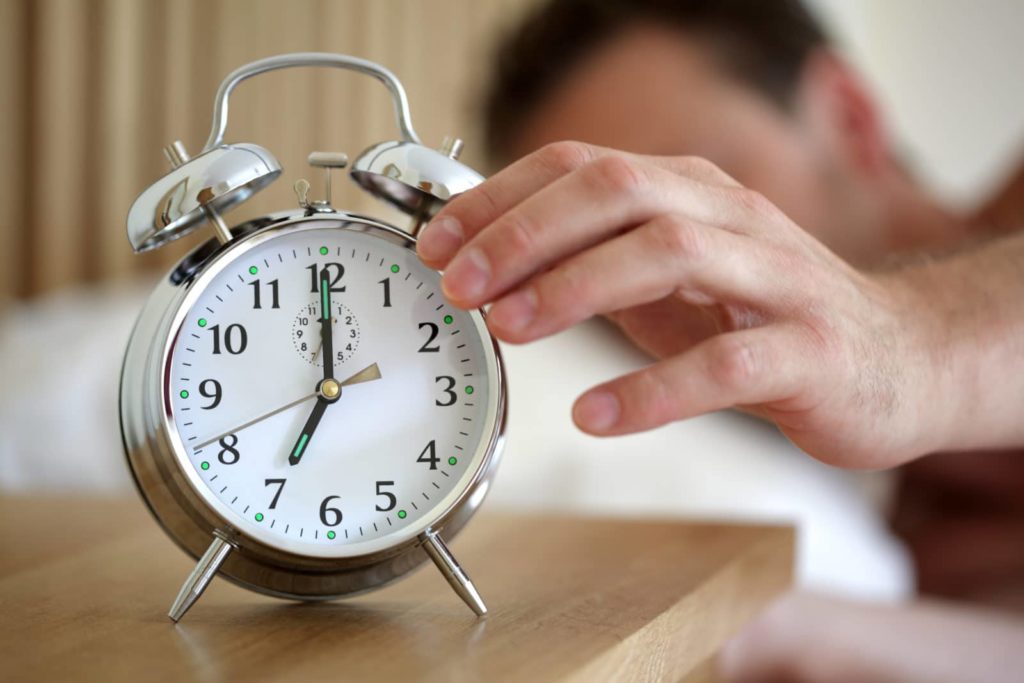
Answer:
[420, 531, 487, 616]
[120, 211, 507, 604]
[168, 531, 234, 622]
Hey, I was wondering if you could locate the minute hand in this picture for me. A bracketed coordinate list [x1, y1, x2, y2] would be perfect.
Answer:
[319, 267, 335, 382]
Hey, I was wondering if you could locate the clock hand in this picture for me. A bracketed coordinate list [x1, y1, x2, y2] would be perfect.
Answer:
[340, 362, 381, 386]
[287, 394, 330, 466]
[194, 392, 316, 449]
[319, 268, 335, 382]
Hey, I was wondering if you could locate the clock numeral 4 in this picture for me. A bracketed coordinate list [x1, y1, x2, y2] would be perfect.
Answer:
[306, 263, 345, 293]
[264, 478, 286, 509]
[209, 323, 248, 355]
[417, 440, 439, 470]
[435, 376, 456, 407]
[375, 481, 396, 512]
[418, 322, 440, 353]
[319, 495, 343, 526]
[249, 278, 280, 309]
[217, 434, 240, 465]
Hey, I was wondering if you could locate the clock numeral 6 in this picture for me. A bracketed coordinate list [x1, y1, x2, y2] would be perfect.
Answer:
[217, 434, 240, 465]
[417, 440, 439, 470]
[375, 481, 397, 512]
[264, 478, 286, 509]
[209, 323, 248, 355]
[435, 376, 456, 407]
[198, 379, 222, 410]
[418, 322, 440, 353]
[319, 495, 343, 526]
[306, 263, 345, 293]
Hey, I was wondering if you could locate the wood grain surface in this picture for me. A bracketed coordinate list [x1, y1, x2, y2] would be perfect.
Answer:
[0, 497, 792, 682]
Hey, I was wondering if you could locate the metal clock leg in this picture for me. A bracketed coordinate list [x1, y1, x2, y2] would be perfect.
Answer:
[420, 530, 487, 617]
[168, 531, 235, 622]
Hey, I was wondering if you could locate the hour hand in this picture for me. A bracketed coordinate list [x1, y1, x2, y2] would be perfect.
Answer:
[288, 397, 329, 466]
[319, 267, 335, 381]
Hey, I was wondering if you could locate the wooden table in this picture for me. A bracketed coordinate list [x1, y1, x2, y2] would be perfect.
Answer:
[0, 497, 792, 682]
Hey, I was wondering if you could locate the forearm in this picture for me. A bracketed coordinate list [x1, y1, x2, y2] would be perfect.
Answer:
[889, 229, 1024, 453]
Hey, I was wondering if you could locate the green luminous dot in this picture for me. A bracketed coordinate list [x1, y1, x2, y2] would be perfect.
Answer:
[465, 385, 474, 395]
[397, 510, 407, 519]
[448, 456, 458, 466]
[443, 314, 454, 325]
[390, 264, 400, 273]
[200, 461, 210, 471]
[179, 390, 189, 399]
[198, 318, 207, 328]
[249, 265, 258, 275]
[319, 246, 329, 255]
[327, 530, 336, 540]
[255, 512, 264, 522]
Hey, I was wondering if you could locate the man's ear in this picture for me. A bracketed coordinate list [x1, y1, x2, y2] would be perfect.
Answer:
[795, 50, 891, 177]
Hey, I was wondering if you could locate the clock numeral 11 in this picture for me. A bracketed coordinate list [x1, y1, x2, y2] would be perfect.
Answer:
[249, 279, 280, 309]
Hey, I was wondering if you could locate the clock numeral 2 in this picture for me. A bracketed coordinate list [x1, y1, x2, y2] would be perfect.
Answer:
[375, 481, 396, 512]
[249, 278, 280, 309]
[417, 440, 439, 470]
[209, 324, 248, 355]
[307, 263, 345, 293]
[418, 322, 440, 353]
[218, 434, 240, 465]
[435, 376, 456, 407]
[319, 495, 343, 526]
[264, 478, 286, 509]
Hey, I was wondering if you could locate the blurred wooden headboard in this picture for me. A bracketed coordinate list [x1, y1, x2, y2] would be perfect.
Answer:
[0, 0, 534, 307]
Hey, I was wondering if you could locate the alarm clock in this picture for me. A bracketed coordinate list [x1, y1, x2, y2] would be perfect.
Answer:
[119, 53, 506, 622]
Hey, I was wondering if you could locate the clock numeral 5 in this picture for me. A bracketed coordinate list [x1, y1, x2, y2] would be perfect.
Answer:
[264, 478, 286, 509]
[418, 322, 440, 353]
[375, 481, 396, 512]
[417, 440, 439, 470]
[209, 323, 248, 355]
[249, 278, 280, 309]
[306, 263, 345, 293]
[319, 495, 343, 526]
[435, 376, 456, 407]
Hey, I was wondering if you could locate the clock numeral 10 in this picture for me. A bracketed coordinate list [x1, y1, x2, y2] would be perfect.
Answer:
[417, 440, 439, 470]
[209, 324, 248, 355]
[375, 481, 396, 511]
[249, 278, 280, 309]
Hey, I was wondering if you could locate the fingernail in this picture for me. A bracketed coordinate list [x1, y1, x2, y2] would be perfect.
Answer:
[574, 391, 620, 431]
[418, 215, 463, 263]
[489, 288, 537, 333]
[443, 247, 490, 301]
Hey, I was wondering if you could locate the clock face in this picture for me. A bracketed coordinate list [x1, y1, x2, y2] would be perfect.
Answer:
[163, 220, 501, 558]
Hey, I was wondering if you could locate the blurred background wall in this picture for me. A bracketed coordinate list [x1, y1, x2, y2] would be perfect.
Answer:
[1, 0, 1022, 309]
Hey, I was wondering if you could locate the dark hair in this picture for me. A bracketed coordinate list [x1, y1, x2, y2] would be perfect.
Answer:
[482, 0, 828, 161]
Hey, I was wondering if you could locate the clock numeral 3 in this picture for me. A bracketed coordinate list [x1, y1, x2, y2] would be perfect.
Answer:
[417, 322, 440, 353]
[319, 495, 343, 526]
[375, 481, 397, 512]
[209, 324, 248, 355]
[217, 434, 240, 465]
[264, 478, 286, 509]
[435, 376, 456, 407]
[417, 440, 439, 470]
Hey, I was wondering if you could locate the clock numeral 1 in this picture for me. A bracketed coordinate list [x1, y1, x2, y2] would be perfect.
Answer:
[319, 495, 343, 526]
[417, 440, 439, 470]
[375, 481, 396, 511]
[306, 263, 345, 293]
[249, 278, 280, 309]
[379, 277, 392, 307]
[264, 478, 286, 509]
[418, 322, 440, 353]
[209, 323, 248, 355]
[217, 434, 240, 465]
[435, 376, 456, 407]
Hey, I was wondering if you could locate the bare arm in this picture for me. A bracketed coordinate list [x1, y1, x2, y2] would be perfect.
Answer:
[417, 142, 1024, 468]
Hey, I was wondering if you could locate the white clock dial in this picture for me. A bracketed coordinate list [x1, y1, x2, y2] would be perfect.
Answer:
[163, 222, 498, 558]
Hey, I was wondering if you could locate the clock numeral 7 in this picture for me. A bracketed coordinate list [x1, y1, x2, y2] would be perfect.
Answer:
[264, 478, 286, 509]
[417, 440, 439, 470]
[375, 481, 396, 512]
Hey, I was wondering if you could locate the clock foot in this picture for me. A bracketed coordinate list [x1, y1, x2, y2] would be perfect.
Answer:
[420, 530, 487, 617]
[168, 531, 234, 622]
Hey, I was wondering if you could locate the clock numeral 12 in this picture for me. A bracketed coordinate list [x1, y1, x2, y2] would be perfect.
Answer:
[307, 263, 345, 293]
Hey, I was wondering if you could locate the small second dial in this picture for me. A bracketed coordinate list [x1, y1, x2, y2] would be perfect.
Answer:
[291, 301, 360, 366]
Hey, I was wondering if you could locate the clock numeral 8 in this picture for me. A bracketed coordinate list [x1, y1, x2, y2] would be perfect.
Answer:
[319, 495, 343, 526]
[217, 434, 240, 465]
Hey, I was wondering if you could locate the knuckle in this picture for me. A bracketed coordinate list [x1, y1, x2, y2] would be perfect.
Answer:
[631, 368, 678, 425]
[731, 187, 776, 217]
[537, 140, 593, 176]
[587, 155, 645, 196]
[502, 210, 542, 258]
[650, 216, 705, 261]
[707, 335, 758, 390]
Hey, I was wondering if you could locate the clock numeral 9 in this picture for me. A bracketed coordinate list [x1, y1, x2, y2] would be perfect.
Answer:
[306, 263, 345, 293]
[217, 434, 240, 465]
[249, 278, 280, 309]
[417, 440, 439, 470]
[198, 379, 222, 410]
[375, 481, 396, 512]
[209, 323, 248, 355]
[264, 478, 286, 509]
[319, 495, 343, 526]
[435, 376, 456, 407]
[418, 322, 440, 353]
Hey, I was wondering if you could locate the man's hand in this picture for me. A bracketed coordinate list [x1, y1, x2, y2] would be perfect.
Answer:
[418, 142, 952, 469]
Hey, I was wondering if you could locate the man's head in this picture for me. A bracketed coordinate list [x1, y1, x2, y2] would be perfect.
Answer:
[482, 0, 914, 263]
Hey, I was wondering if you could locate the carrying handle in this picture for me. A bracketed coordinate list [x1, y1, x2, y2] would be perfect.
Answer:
[202, 52, 421, 152]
